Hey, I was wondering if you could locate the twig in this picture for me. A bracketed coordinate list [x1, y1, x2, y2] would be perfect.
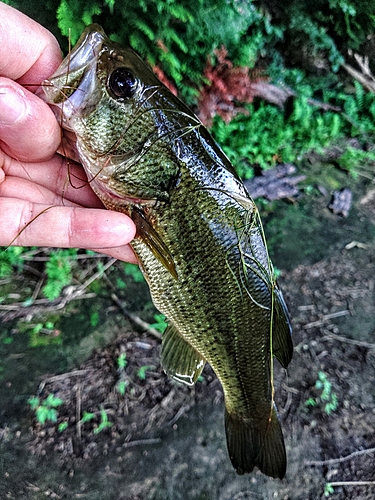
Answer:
[0, 292, 96, 311]
[303, 310, 350, 329]
[251, 81, 341, 111]
[122, 438, 161, 448]
[22, 252, 110, 262]
[0, 258, 114, 314]
[321, 330, 375, 350]
[305, 446, 375, 466]
[31, 273, 46, 302]
[76, 384, 82, 441]
[99, 266, 162, 340]
[38, 369, 91, 393]
[71, 257, 117, 298]
[343, 53, 375, 94]
[168, 405, 187, 427]
[328, 481, 375, 487]
[111, 292, 162, 340]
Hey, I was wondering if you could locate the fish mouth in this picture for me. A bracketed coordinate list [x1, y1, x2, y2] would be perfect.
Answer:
[42, 25, 106, 128]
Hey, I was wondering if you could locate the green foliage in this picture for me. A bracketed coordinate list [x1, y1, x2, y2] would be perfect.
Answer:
[58, 421, 68, 432]
[137, 365, 154, 381]
[150, 314, 168, 334]
[338, 81, 375, 138]
[210, 98, 341, 175]
[28, 394, 64, 425]
[56, 0, 119, 43]
[324, 482, 335, 497]
[94, 407, 112, 433]
[42, 249, 75, 300]
[337, 146, 375, 178]
[80, 411, 95, 424]
[255, 0, 375, 79]
[116, 352, 128, 395]
[78, 409, 112, 433]
[79, 411, 95, 425]
[18, 319, 62, 347]
[305, 371, 339, 415]
[288, 7, 344, 72]
[210, 73, 375, 177]
[117, 352, 127, 370]
[0, 247, 25, 278]
[122, 263, 145, 283]
[116, 379, 128, 395]
[90, 310, 100, 327]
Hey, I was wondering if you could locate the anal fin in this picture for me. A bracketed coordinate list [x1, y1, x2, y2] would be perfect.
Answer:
[161, 324, 205, 386]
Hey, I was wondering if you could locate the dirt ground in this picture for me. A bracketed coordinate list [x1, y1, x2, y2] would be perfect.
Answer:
[20, 186, 375, 499]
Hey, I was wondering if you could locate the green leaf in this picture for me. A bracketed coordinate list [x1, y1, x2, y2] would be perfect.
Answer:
[28, 397, 40, 410]
[150, 314, 168, 333]
[117, 353, 127, 370]
[137, 365, 154, 380]
[116, 380, 128, 395]
[80, 411, 96, 424]
[45, 394, 64, 408]
[94, 408, 112, 433]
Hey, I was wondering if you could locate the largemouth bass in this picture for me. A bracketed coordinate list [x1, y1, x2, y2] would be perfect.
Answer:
[43, 25, 293, 478]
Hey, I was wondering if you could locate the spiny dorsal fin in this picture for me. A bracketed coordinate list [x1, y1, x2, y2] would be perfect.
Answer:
[161, 324, 205, 386]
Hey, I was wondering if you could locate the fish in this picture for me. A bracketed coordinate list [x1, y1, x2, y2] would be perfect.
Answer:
[42, 25, 293, 479]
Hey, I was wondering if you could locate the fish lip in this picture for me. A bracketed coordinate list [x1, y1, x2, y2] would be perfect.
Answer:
[42, 25, 107, 126]
[44, 24, 106, 92]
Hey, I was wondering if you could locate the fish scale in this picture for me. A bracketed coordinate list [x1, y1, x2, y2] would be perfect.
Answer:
[43, 24, 293, 479]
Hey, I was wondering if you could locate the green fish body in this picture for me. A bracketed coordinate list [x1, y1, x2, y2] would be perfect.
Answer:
[43, 25, 293, 478]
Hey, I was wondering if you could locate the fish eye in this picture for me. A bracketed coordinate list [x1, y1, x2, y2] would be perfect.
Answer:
[108, 68, 137, 99]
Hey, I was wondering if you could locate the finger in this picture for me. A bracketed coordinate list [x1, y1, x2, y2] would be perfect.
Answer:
[91, 246, 138, 264]
[0, 198, 136, 250]
[0, 154, 103, 208]
[0, 3, 62, 86]
[0, 79, 61, 162]
[0, 176, 76, 207]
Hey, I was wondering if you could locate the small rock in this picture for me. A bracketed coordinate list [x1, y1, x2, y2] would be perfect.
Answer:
[328, 187, 353, 217]
[244, 164, 306, 200]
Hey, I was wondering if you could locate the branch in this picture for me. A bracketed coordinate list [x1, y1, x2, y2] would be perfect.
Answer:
[110, 292, 162, 340]
[321, 330, 375, 350]
[343, 53, 375, 94]
[305, 446, 375, 466]
[328, 481, 375, 487]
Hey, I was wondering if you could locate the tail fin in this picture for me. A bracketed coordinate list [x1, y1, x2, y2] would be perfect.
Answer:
[225, 407, 286, 479]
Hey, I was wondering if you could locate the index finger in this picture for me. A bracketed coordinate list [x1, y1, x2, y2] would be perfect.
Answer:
[0, 3, 62, 88]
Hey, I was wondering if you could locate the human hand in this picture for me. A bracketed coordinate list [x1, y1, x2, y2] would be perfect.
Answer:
[0, 3, 137, 263]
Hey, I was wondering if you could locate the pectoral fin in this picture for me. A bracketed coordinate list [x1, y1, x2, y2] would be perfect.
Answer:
[161, 324, 205, 386]
[131, 207, 177, 279]
[272, 287, 293, 368]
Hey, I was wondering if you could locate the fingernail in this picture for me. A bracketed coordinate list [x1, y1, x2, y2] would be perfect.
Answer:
[0, 86, 28, 125]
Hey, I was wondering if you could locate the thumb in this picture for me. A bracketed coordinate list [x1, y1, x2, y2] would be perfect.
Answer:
[0, 79, 61, 162]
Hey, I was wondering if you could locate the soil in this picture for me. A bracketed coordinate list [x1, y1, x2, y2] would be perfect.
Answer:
[1, 182, 375, 499]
